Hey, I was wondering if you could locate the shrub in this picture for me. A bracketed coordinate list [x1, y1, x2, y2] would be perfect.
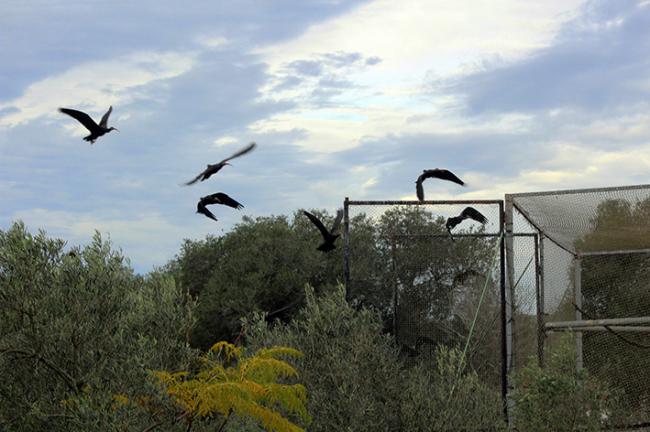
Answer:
[245, 285, 506, 432]
[511, 336, 619, 431]
[399, 347, 506, 431]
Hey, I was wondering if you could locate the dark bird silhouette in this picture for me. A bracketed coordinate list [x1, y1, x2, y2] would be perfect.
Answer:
[303, 209, 343, 252]
[415, 168, 465, 201]
[184, 142, 256, 186]
[446, 207, 487, 241]
[59, 106, 118, 144]
[196, 192, 244, 222]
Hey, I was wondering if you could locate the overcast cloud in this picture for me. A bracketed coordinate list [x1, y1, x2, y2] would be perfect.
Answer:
[2, 0, 649, 272]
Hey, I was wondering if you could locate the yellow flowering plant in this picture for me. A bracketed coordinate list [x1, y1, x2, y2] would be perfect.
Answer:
[152, 341, 310, 432]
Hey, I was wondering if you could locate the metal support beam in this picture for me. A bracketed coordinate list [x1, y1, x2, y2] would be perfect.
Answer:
[534, 234, 544, 367]
[502, 197, 514, 425]
[343, 197, 350, 301]
[546, 326, 650, 333]
[545, 316, 650, 328]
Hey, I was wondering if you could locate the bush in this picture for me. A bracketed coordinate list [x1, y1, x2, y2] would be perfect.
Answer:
[399, 347, 506, 431]
[511, 337, 619, 431]
[244, 285, 506, 432]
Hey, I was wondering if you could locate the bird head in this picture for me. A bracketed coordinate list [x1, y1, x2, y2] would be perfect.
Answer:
[445, 216, 460, 231]
[108, 127, 119, 133]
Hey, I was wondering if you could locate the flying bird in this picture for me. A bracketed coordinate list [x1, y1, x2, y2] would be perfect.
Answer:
[196, 192, 244, 222]
[59, 106, 118, 144]
[184, 142, 256, 186]
[446, 207, 488, 241]
[415, 169, 465, 201]
[303, 209, 343, 252]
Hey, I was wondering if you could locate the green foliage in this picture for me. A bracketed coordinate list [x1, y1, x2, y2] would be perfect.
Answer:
[245, 285, 402, 432]
[399, 347, 506, 431]
[245, 285, 505, 432]
[511, 337, 618, 431]
[573, 198, 650, 418]
[576, 198, 650, 252]
[171, 206, 498, 359]
[0, 222, 197, 431]
[170, 211, 345, 349]
[371, 206, 502, 386]
[153, 341, 309, 432]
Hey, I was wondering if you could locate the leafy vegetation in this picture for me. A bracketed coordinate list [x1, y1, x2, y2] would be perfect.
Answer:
[168, 211, 344, 349]
[245, 286, 506, 432]
[511, 337, 619, 431]
[153, 341, 309, 432]
[2, 210, 642, 431]
[574, 198, 650, 420]
[0, 222, 196, 431]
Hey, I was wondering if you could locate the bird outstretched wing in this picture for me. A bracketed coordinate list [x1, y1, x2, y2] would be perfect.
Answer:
[98, 106, 112, 128]
[330, 209, 344, 234]
[303, 210, 330, 241]
[415, 176, 425, 201]
[460, 207, 487, 224]
[220, 142, 257, 164]
[59, 108, 102, 134]
[205, 192, 244, 210]
[182, 172, 204, 186]
[198, 202, 218, 222]
[422, 169, 465, 186]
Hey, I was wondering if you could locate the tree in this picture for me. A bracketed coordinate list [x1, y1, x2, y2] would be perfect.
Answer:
[348, 206, 501, 385]
[0, 222, 196, 431]
[170, 211, 349, 349]
[572, 198, 650, 420]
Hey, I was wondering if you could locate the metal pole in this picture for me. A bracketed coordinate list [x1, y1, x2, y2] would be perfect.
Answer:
[533, 234, 543, 367]
[499, 199, 509, 423]
[390, 235, 399, 342]
[504, 197, 516, 376]
[538, 233, 546, 368]
[343, 197, 351, 301]
[574, 257, 583, 372]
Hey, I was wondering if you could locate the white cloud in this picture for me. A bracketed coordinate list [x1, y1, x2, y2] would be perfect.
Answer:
[194, 35, 230, 49]
[249, 105, 535, 152]
[0, 51, 196, 128]
[250, 0, 584, 152]
[213, 135, 240, 147]
[258, 0, 585, 81]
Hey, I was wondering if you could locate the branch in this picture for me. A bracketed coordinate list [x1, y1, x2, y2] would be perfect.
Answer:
[217, 409, 233, 432]
[141, 420, 164, 432]
[0, 347, 80, 392]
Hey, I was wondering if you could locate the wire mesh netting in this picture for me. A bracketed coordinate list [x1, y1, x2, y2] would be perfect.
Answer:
[344, 200, 505, 390]
[510, 184, 650, 427]
[511, 184, 650, 254]
[580, 252, 650, 424]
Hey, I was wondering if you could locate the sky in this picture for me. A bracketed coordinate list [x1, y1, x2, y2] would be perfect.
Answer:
[1, 0, 650, 273]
